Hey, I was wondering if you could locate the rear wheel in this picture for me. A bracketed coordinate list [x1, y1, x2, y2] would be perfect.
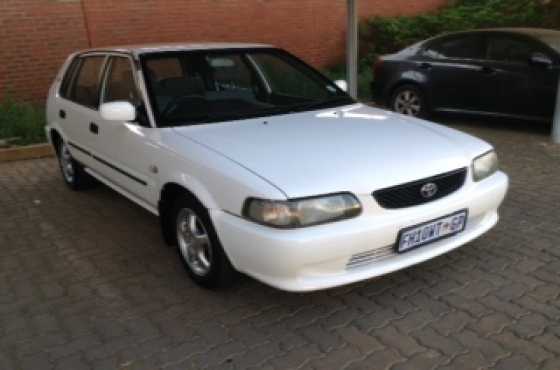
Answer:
[56, 141, 94, 190]
[170, 194, 236, 289]
[391, 85, 428, 118]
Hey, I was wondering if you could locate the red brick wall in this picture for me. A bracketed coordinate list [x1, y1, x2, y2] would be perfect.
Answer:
[0, 0, 446, 103]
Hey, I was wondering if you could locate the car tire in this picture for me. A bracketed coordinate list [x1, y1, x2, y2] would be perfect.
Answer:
[390, 84, 429, 118]
[170, 194, 237, 289]
[56, 141, 95, 191]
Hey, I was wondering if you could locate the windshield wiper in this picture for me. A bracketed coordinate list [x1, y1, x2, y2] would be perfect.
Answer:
[163, 98, 355, 127]
[289, 97, 355, 113]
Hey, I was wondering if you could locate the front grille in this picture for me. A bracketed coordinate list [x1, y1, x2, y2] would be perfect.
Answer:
[373, 168, 467, 209]
[346, 246, 394, 269]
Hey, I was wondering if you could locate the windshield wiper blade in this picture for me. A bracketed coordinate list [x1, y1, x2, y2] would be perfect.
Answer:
[289, 97, 354, 112]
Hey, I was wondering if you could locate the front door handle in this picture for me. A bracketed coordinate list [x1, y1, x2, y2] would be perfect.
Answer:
[89, 122, 99, 135]
[59, 110, 66, 119]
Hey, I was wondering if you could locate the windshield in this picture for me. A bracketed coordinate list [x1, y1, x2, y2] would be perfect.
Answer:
[140, 49, 353, 127]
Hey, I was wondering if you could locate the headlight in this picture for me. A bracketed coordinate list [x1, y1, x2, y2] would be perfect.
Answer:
[243, 193, 362, 228]
[472, 150, 499, 181]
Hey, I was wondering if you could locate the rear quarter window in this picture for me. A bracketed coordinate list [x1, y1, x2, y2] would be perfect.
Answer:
[59, 58, 80, 99]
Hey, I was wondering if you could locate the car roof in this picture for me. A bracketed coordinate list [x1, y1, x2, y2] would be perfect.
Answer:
[435, 27, 560, 39]
[78, 42, 274, 58]
[476, 27, 560, 38]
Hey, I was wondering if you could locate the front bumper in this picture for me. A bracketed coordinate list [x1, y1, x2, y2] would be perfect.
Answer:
[212, 171, 508, 292]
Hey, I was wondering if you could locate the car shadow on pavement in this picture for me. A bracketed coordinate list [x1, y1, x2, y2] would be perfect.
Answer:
[432, 113, 552, 137]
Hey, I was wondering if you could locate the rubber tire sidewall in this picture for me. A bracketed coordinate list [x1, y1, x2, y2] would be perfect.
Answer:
[170, 195, 236, 289]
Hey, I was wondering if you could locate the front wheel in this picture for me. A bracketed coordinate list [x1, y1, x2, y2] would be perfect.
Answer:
[171, 195, 236, 289]
[390, 85, 428, 118]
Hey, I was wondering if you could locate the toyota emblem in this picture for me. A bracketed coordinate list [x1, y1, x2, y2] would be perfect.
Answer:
[420, 182, 438, 198]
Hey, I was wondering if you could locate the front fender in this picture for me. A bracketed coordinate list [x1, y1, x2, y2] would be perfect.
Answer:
[155, 131, 287, 216]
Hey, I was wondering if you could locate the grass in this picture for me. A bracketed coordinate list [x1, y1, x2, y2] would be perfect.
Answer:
[0, 96, 46, 146]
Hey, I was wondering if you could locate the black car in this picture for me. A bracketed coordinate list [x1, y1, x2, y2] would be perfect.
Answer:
[372, 28, 560, 121]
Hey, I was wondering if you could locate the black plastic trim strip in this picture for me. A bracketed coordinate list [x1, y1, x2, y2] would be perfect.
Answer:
[68, 141, 90, 156]
[91, 155, 147, 186]
[68, 141, 147, 186]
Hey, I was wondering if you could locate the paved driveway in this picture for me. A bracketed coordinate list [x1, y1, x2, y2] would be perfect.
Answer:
[1, 119, 559, 370]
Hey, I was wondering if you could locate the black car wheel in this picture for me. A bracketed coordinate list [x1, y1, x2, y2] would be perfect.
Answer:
[391, 85, 428, 118]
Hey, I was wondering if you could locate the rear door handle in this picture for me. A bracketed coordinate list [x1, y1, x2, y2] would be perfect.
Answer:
[89, 122, 99, 135]
[59, 110, 66, 119]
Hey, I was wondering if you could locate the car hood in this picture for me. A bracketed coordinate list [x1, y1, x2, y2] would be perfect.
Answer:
[172, 104, 491, 198]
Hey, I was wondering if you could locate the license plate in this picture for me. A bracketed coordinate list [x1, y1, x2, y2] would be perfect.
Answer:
[397, 210, 468, 253]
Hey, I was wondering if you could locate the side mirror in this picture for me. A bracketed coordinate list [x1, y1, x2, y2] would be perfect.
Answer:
[530, 53, 553, 67]
[100, 101, 137, 122]
[334, 80, 348, 92]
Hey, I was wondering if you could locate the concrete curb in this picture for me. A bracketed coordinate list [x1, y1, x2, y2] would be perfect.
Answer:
[0, 143, 54, 163]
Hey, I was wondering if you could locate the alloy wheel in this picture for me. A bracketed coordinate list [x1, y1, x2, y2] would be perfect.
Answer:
[176, 208, 213, 276]
[394, 89, 422, 116]
[59, 143, 75, 183]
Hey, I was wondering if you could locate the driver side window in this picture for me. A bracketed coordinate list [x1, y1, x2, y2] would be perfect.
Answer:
[103, 57, 140, 105]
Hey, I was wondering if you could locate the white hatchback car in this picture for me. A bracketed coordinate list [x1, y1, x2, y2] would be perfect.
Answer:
[46, 43, 508, 292]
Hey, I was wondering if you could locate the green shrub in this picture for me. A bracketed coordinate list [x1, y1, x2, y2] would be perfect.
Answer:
[0, 96, 46, 146]
[360, 0, 547, 59]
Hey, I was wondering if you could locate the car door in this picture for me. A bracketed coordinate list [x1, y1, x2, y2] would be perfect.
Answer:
[93, 55, 159, 205]
[527, 44, 560, 120]
[57, 54, 108, 169]
[531, 55, 560, 120]
[485, 33, 540, 118]
[419, 33, 497, 113]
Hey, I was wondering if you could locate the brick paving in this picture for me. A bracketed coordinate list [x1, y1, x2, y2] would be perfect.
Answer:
[0, 118, 559, 370]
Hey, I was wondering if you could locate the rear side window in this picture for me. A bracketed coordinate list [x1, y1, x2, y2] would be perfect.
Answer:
[68, 56, 106, 108]
[423, 35, 486, 60]
[487, 36, 538, 64]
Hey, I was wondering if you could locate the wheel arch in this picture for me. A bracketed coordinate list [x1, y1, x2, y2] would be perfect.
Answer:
[159, 182, 206, 212]
[158, 181, 215, 245]
[49, 129, 63, 154]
